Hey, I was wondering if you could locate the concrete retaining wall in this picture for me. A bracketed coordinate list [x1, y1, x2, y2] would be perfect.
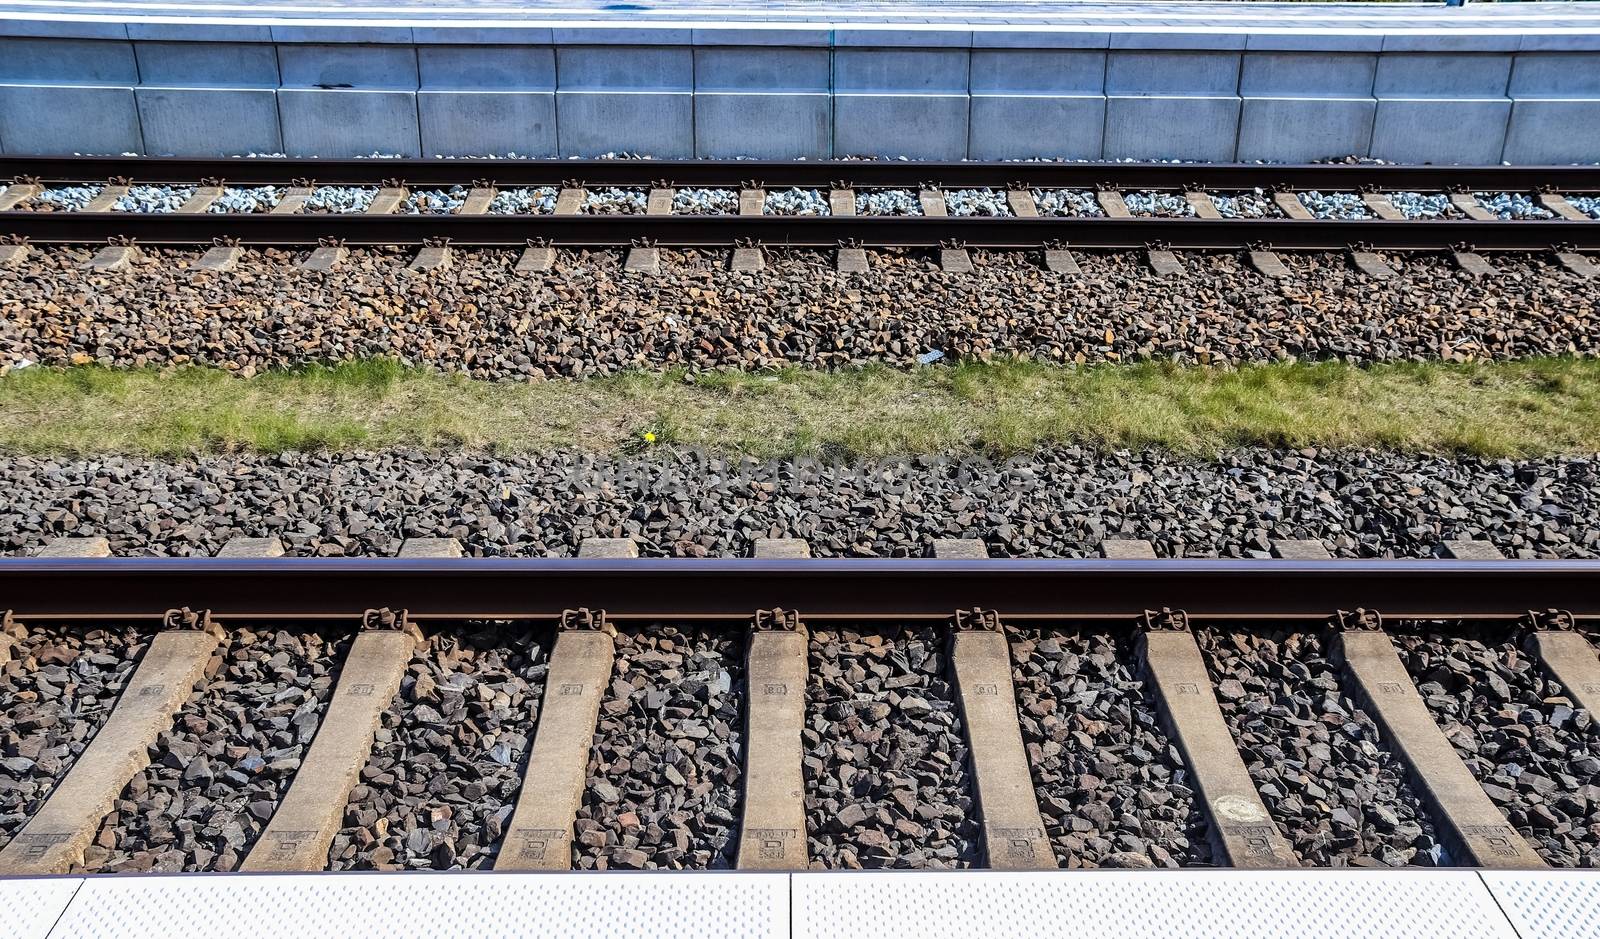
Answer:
[1, 20, 1598, 163]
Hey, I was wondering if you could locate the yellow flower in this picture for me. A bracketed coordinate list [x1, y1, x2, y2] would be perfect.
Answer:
[643, 431, 657, 444]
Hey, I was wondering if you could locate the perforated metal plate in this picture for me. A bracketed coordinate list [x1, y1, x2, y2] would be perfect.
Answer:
[1482, 871, 1600, 939]
[46, 872, 786, 939]
[793, 870, 1519, 939]
[0, 876, 82, 939]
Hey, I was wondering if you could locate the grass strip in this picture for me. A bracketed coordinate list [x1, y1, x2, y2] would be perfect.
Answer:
[1, 357, 1597, 459]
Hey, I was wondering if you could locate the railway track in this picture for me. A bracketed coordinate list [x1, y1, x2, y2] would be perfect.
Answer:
[1, 159, 1598, 263]
[2, 534, 1598, 880]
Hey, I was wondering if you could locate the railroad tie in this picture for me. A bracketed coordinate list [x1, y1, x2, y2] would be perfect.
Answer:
[86, 241, 140, 272]
[1554, 249, 1597, 279]
[176, 184, 223, 214]
[1449, 193, 1496, 221]
[299, 240, 347, 272]
[193, 240, 242, 273]
[516, 240, 557, 274]
[1006, 189, 1039, 218]
[1448, 533, 1600, 718]
[1272, 192, 1314, 220]
[1042, 244, 1080, 276]
[0, 538, 223, 873]
[0, 180, 41, 211]
[918, 189, 948, 218]
[1270, 539, 1333, 560]
[1537, 192, 1589, 221]
[270, 184, 315, 215]
[494, 535, 630, 869]
[0, 239, 29, 268]
[408, 239, 453, 272]
[1247, 247, 1289, 279]
[1452, 248, 1499, 278]
[835, 243, 869, 273]
[457, 186, 497, 216]
[624, 243, 661, 275]
[84, 183, 129, 213]
[214, 536, 286, 558]
[1146, 246, 1184, 277]
[1360, 193, 1405, 221]
[732, 243, 765, 273]
[939, 245, 974, 274]
[365, 185, 410, 216]
[1184, 191, 1221, 219]
[1136, 606, 1299, 867]
[1096, 190, 1131, 218]
[1285, 538, 1545, 867]
[750, 538, 811, 559]
[646, 187, 674, 216]
[1100, 539, 1156, 560]
[735, 565, 809, 869]
[739, 187, 766, 217]
[1336, 618, 1546, 868]
[933, 540, 1057, 870]
[1349, 246, 1397, 278]
[828, 188, 855, 217]
[554, 186, 586, 216]
[239, 538, 445, 871]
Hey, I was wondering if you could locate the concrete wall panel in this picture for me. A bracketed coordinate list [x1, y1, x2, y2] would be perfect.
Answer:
[417, 46, 554, 89]
[968, 94, 1106, 160]
[0, 37, 136, 84]
[695, 92, 830, 158]
[418, 90, 555, 157]
[1371, 98, 1511, 164]
[278, 44, 418, 89]
[278, 88, 421, 156]
[1104, 95, 1240, 161]
[0, 84, 141, 154]
[695, 47, 829, 92]
[556, 46, 691, 90]
[1503, 99, 1600, 164]
[834, 49, 970, 93]
[1509, 53, 1600, 97]
[1375, 53, 1512, 97]
[134, 41, 280, 87]
[1106, 51, 1239, 96]
[137, 87, 281, 155]
[1239, 52, 1376, 98]
[834, 94, 969, 159]
[1237, 97, 1375, 163]
[969, 50, 1105, 94]
[555, 90, 692, 157]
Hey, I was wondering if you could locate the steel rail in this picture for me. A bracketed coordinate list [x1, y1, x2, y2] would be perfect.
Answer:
[3, 213, 1595, 250]
[1, 558, 1595, 622]
[5, 156, 1600, 191]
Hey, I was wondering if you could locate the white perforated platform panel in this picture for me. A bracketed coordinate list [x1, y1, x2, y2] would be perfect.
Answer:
[1481, 871, 1600, 939]
[0, 876, 82, 939]
[44, 872, 786, 939]
[793, 870, 1519, 939]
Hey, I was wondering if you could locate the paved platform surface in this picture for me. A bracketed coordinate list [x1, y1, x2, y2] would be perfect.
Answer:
[3, 1, 1600, 35]
[2, 869, 1598, 939]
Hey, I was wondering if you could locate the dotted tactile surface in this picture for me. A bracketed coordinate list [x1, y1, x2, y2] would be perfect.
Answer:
[0, 877, 82, 939]
[1482, 872, 1600, 939]
[793, 870, 1519, 939]
[44, 872, 786, 939]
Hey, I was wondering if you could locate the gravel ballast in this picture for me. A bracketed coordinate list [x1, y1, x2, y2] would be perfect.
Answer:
[5, 248, 1596, 379]
[1199, 628, 1439, 867]
[89, 626, 347, 872]
[1395, 629, 1600, 867]
[0, 624, 148, 849]
[0, 449, 1594, 560]
[576, 624, 742, 870]
[1013, 628, 1212, 867]
[805, 626, 979, 869]
[327, 625, 546, 870]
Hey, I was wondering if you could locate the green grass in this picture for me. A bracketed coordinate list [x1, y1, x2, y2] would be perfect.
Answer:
[2, 357, 1598, 459]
